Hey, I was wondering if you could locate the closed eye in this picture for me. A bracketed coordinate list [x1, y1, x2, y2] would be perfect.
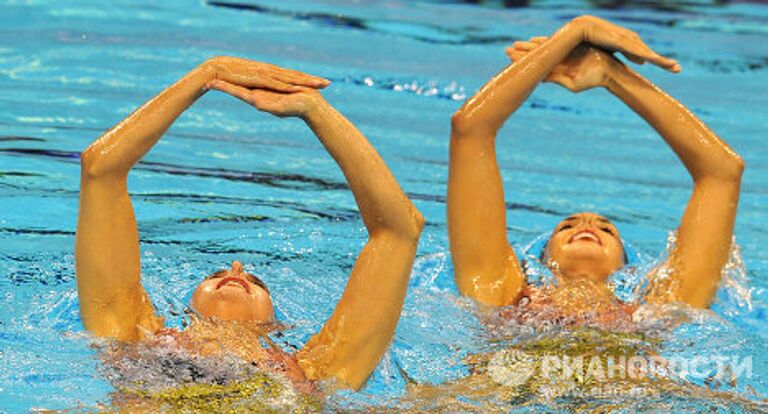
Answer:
[205, 270, 269, 293]
[600, 227, 615, 236]
[245, 274, 270, 293]
[205, 270, 228, 280]
[557, 224, 573, 232]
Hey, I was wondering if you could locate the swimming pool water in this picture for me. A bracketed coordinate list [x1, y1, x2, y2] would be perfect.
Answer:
[0, 0, 766, 411]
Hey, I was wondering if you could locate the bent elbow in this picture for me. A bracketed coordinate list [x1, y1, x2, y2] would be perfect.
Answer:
[717, 153, 745, 183]
[451, 109, 495, 140]
[400, 207, 425, 242]
[451, 110, 467, 133]
[695, 152, 745, 184]
[412, 208, 425, 238]
[80, 146, 101, 178]
[732, 154, 745, 178]
[80, 143, 125, 180]
[451, 110, 476, 138]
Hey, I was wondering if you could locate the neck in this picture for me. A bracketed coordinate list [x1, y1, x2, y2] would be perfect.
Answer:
[551, 276, 617, 310]
[183, 317, 274, 362]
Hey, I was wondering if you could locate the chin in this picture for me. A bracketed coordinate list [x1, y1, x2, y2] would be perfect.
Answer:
[197, 305, 254, 322]
[560, 269, 611, 284]
[552, 255, 615, 282]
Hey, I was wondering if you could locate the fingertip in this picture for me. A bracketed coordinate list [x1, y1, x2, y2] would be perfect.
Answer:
[658, 57, 680, 72]
[658, 55, 678, 65]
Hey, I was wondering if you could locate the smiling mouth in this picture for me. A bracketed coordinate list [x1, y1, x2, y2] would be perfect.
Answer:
[216, 277, 251, 294]
[568, 229, 602, 245]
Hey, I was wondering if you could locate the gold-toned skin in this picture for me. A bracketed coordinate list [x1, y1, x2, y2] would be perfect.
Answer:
[190, 261, 276, 323]
[75, 56, 424, 390]
[448, 16, 743, 310]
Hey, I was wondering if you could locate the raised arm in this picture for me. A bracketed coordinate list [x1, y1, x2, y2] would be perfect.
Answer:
[208, 81, 424, 389]
[448, 16, 679, 306]
[296, 94, 424, 390]
[605, 65, 744, 308]
[510, 27, 742, 308]
[76, 58, 327, 341]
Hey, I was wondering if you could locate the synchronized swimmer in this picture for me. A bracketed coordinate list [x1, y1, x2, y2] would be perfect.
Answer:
[448, 15, 742, 317]
[74, 14, 743, 399]
[75, 56, 423, 391]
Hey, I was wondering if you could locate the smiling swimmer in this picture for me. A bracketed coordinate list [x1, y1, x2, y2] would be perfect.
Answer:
[447, 16, 743, 319]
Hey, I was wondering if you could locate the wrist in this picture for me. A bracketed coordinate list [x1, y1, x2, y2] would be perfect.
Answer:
[604, 62, 634, 94]
[300, 91, 327, 123]
[555, 21, 585, 46]
[199, 58, 221, 90]
[565, 15, 591, 41]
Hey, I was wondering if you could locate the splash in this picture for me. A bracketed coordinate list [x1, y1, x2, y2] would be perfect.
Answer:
[367, 234, 766, 412]
[95, 317, 322, 413]
[641, 232, 753, 315]
[518, 230, 753, 319]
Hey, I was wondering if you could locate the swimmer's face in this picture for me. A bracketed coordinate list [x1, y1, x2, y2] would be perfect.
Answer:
[190, 261, 275, 323]
[544, 212, 625, 283]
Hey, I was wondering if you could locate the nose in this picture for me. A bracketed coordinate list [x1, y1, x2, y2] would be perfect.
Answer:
[230, 260, 245, 276]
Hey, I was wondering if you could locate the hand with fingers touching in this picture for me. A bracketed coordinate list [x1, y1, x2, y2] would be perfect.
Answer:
[208, 80, 321, 119]
[568, 15, 680, 72]
[507, 38, 622, 93]
[206, 56, 330, 93]
[505, 15, 681, 93]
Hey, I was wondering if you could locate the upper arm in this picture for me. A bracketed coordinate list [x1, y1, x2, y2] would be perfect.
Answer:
[75, 150, 163, 341]
[645, 171, 743, 308]
[295, 228, 421, 390]
[447, 122, 526, 307]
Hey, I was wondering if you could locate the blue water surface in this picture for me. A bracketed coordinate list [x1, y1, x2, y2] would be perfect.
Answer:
[0, 0, 766, 411]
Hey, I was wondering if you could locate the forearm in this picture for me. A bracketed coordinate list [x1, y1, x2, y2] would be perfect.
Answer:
[296, 236, 417, 389]
[81, 61, 216, 178]
[296, 95, 422, 389]
[606, 66, 743, 181]
[303, 95, 423, 239]
[452, 22, 583, 137]
[611, 66, 743, 307]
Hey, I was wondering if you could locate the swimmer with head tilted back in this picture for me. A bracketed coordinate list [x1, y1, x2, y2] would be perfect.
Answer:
[75, 56, 424, 392]
[448, 16, 743, 319]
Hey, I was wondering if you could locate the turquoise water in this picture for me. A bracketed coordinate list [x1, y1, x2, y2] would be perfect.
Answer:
[0, 0, 766, 411]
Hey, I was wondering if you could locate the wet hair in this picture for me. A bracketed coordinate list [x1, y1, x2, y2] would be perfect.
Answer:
[205, 269, 270, 294]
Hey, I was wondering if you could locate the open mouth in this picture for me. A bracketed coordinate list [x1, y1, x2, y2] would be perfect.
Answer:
[568, 229, 602, 245]
[216, 277, 251, 294]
